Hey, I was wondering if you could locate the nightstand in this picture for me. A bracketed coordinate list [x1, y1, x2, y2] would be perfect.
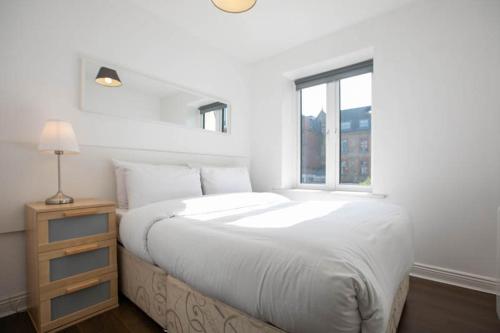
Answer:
[25, 199, 118, 333]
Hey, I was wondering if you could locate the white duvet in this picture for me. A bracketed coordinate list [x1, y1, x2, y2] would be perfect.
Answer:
[120, 192, 414, 333]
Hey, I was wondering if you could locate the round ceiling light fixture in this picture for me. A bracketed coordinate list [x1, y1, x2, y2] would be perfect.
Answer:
[211, 0, 256, 13]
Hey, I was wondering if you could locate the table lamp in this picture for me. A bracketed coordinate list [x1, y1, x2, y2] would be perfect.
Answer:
[38, 120, 80, 204]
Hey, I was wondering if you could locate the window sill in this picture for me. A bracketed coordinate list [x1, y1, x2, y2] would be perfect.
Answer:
[273, 188, 387, 200]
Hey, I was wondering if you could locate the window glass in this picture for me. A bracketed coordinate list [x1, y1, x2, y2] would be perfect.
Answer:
[341, 121, 351, 130]
[339, 73, 372, 185]
[340, 160, 348, 176]
[340, 73, 372, 109]
[360, 160, 369, 176]
[341, 139, 349, 153]
[203, 111, 217, 131]
[359, 119, 369, 129]
[203, 108, 227, 132]
[360, 138, 369, 153]
[300, 84, 327, 184]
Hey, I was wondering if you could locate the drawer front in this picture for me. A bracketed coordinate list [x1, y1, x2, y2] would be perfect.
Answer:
[41, 272, 117, 332]
[49, 214, 108, 242]
[50, 247, 109, 281]
[39, 239, 117, 291]
[51, 280, 110, 320]
[37, 207, 116, 252]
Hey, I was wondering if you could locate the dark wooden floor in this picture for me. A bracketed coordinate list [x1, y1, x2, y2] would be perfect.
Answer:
[1, 277, 499, 333]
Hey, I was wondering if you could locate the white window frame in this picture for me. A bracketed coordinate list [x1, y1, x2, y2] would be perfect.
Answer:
[296, 80, 372, 192]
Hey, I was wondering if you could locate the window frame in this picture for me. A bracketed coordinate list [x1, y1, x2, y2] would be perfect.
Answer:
[296, 75, 372, 192]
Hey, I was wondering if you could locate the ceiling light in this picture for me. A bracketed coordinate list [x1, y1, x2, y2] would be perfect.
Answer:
[211, 0, 256, 13]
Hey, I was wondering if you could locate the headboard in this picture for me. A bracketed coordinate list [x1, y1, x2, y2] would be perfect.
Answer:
[0, 141, 249, 233]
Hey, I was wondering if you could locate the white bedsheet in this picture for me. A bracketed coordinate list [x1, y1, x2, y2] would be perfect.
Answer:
[119, 192, 414, 333]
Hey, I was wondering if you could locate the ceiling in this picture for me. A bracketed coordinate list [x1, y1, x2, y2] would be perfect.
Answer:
[129, 0, 417, 63]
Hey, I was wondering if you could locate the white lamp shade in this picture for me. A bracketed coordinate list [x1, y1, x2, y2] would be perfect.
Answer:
[38, 120, 80, 154]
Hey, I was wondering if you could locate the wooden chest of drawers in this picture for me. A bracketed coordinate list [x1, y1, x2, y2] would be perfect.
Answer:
[25, 199, 118, 333]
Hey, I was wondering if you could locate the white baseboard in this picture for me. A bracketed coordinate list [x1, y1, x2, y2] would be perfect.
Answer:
[411, 262, 498, 295]
[0, 292, 27, 318]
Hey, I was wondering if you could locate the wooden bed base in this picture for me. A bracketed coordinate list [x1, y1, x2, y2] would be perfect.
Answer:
[118, 245, 409, 333]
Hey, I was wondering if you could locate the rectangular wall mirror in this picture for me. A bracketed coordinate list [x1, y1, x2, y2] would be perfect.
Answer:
[80, 58, 230, 133]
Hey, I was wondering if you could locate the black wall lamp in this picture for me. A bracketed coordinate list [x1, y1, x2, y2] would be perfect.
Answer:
[95, 66, 122, 87]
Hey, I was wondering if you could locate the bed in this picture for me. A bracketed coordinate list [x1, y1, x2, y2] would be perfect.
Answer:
[116, 192, 414, 333]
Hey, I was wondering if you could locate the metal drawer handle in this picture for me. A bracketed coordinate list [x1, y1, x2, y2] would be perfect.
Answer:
[65, 278, 100, 294]
[64, 243, 99, 256]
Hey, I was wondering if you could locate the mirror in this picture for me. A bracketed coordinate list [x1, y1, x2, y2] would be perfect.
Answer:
[80, 58, 230, 133]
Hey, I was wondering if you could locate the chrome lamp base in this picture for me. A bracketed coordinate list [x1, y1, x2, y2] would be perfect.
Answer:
[45, 191, 74, 205]
[44, 150, 75, 205]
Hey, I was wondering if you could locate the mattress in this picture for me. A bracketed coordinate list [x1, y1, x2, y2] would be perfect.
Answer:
[119, 192, 414, 333]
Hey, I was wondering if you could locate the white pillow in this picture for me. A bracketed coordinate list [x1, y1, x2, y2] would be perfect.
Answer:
[200, 167, 252, 195]
[125, 164, 202, 209]
[113, 160, 154, 209]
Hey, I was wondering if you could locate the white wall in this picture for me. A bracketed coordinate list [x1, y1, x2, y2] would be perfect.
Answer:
[0, 0, 251, 313]
[249, 0, 500, 280]
[0, 232, 26, 306]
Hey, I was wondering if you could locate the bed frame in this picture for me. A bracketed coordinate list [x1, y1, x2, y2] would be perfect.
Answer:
[118, 245, 409, 333]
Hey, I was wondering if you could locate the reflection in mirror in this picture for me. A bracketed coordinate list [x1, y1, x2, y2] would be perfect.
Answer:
[80, 58, 230, 133]
[200, 102, 228, 133]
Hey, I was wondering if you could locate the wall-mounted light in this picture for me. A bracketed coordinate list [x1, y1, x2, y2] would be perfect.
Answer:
[210, 0, 256, 13]
[95, 66, 122, 87]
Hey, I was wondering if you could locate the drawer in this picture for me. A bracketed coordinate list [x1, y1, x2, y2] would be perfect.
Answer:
[40, 272, 117, 332]
[39, 239, 117, 292]
[37, 206, 116, 252]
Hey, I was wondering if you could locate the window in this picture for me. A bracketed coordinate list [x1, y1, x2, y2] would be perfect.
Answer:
[341, 139, 349, 154]
[339, 73, 371, 185]
[360, 160, 369, 176]
[203, 111, 217, 131]
[360, 138, 369, 153]
[200, 102, 228, 133]
[340, 160, 348, 175]
[300, 84, 327, 184]
[341, 121, 351, 130]
[296, 60, 372, 189]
